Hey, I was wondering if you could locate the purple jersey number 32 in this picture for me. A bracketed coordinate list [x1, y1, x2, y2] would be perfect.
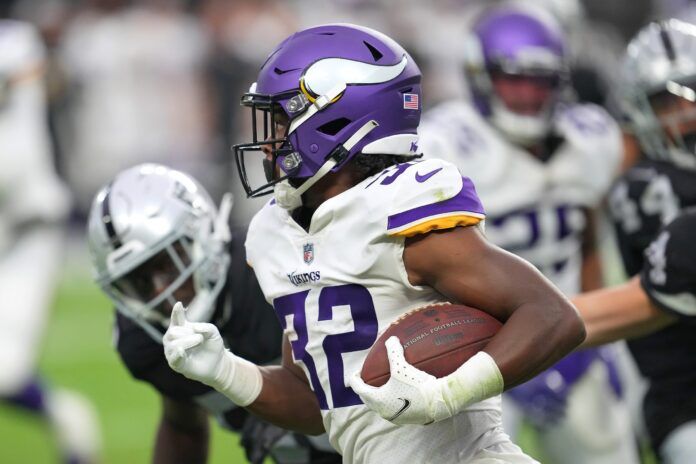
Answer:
[273, 284, 379, 409]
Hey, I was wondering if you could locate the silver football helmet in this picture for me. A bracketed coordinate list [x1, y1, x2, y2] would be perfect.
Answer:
[620, 19, 696, 169]
[87, 164, 231, 342]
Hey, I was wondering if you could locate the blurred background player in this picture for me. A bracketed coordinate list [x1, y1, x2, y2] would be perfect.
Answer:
[419, 5, 639, 463]
[559, 209, 696, 461]
[575, 209, 696, 353]
[606, 17, 696, 463]
[56, 0, 218, 216]
[0, 18, 100, 464]
[576, 210, 696, 346]
[86, 163, 340, 464]
[571, 205, 696, 464]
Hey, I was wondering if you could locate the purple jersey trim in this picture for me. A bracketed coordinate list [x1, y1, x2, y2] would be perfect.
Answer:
[387, 177, 485, 231]
[551, 349, 599, 386]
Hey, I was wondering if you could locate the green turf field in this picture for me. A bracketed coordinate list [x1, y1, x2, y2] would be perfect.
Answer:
[0, 262, 248, 463]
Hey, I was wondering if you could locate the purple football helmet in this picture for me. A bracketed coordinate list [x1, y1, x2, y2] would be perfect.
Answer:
[465, 7, 569, 143]
[233, 24, 422, 207]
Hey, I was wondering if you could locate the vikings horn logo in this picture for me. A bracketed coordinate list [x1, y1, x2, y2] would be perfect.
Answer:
[303, 243, 314, 265]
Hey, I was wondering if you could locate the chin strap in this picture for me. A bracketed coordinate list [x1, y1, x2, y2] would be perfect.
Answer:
[274, 120, 379, 210]
[274, 160, 338, 210]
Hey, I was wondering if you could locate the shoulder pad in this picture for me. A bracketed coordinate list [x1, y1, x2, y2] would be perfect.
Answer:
[419, 102, 491, 165]
[367, 158, 484, 237]
[556, 103, 620, 145]
[550, 104, 622, 205]
[245, 198, 278, 269]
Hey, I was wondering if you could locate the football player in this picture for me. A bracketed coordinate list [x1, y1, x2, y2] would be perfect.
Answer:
[596, 18, 696, 463]
[418, 6, 638, 463]
[574, 208, 696, 464]
[86, 163, 341, 463]
[163, 23, 585, 463]
[0, 19, 100, 464]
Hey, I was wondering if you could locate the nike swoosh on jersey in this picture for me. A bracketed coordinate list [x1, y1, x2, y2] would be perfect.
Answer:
[387, 398, 411, 421]
[415, 167, 443, 183]
[649, 288, 696, 316]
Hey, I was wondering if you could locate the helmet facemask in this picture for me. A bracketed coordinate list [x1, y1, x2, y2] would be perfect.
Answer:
[233, 88, 301, 198]
[233, 79, 378, 206]
[105, 236, 198, 323]
[98, 221, 230, 342]
[486, 61, 568, 144]
[624, 77, 696, 170]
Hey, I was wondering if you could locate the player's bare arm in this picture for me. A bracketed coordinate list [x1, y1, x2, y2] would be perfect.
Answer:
[403, 225, 586, 388]
[154, 397, 209, 464]
[576, 278, 676, 348]
[576, 208, 696, 347]
[580, 208, 604, 292]
[247, 335, 325, 435]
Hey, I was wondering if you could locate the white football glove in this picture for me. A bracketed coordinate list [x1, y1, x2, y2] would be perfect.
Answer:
[349, 336, 503, 426]
[163, 302, 262, 406]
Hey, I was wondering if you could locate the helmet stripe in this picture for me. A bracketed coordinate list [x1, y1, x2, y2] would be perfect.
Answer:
[659, 22, 677, 61]
[101, 183, 123, 249]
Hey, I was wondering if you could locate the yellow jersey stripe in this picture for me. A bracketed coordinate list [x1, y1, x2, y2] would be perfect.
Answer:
[388, 213, 483, 238]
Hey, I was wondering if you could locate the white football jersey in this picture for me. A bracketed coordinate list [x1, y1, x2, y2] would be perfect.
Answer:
[246, 159, 513, 463]
[419, 102, 621, 295]
[0, 20, 70, 254]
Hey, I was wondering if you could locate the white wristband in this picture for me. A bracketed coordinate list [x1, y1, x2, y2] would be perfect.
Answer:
[213, 351, 263, 407]
[440, 351, 504, 415]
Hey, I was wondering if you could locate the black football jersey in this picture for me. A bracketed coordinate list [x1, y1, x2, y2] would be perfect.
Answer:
[608, 161, 696, 449]
[608, 160, 696, 276]
[641, 208, 696, 321]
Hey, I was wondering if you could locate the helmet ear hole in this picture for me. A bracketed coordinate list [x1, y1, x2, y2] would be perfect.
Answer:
[317, 118, 352, 136]
[363, 41, 383, 61]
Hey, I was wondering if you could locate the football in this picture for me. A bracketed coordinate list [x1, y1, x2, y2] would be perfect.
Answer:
[360, 303, 502, 387]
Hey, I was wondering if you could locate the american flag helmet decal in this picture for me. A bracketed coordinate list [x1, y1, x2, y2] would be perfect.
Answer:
[403, 93, 419, 109]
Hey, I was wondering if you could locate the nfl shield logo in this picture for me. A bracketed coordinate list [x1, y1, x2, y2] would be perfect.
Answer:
[303, 243, 314, 265]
